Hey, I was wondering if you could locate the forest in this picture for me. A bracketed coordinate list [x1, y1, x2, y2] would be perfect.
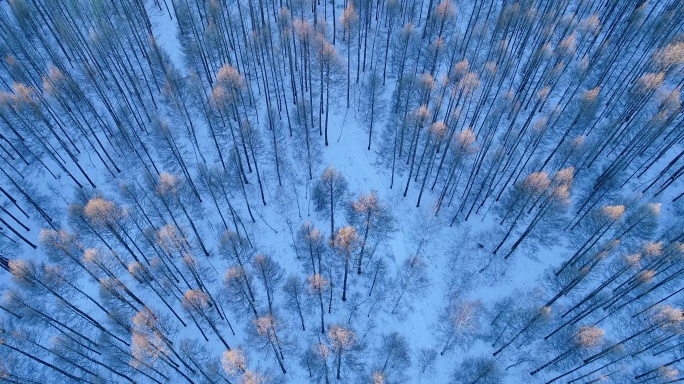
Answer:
[0, 0, 683, 382]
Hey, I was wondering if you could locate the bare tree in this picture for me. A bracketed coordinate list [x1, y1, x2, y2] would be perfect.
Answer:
[313, 166, 349, 240]
[451, 356, 503, 384]
[371, 332, 411, 383]
[182, 289, 232, 351]
[389, 255, 429, 315]
[360, 70, 385, 150]
[438, 299, 483, 355]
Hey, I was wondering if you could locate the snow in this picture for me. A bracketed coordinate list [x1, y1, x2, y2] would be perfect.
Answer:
[0, 0, 683, 383]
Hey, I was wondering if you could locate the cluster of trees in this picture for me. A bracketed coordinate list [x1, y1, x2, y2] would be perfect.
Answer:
[0, 0, 682, 382]
[0, 165, 408, 383]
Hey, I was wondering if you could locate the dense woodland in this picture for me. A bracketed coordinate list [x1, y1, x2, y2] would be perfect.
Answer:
[0, 0, 683, 382]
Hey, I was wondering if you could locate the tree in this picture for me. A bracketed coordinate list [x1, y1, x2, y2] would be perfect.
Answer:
[222, 348, 272, 384]
[153, 173, 210, 257]
[492, 171, 552, 255]
[308, 274, 330, 334]
[503, 167, 574, 259]
[222, 348, 247, 377]
[389, 256, 429, 315]
[372, 332, 410, 383]
[416, 348, 438, 379]
[313, 166, 349, 240]
[332, 226, 360, 302]
[182, 289, 232, 351]
[299, 342, 331, 384]
[223, 265, 260, 320]
[131, 307, 196, 382]
[451, 356, 503, 384]
[530, 325, 604, 376]
[296, 221, 327, 276]
[438, 299, 483, 355]
[83, 196, 149, 265]
[360, 70, 385, 150]
[347, 191, 395, 274]
[313, 32, 341, 146]
[249, 314, 288, 374]
[340, 0, 359, 108]
[434, 127, 479, 215]
[283, 275, 309, 331]
[328, 324, 357, 380]
[252, 254, 285, 317]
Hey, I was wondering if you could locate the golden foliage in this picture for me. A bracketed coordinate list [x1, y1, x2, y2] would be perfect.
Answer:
[217, 64, 244, 87]
[131, 331, 166, 362]
[128, 262, 147, 281]
[553, 167, 574, 185]
[643, 241, 664, 257]
[317, 343, 330, 358]
[157, 224, 184, 251]
[654, 305, 684, 330]
[453, 59, 469, 78]
[240, 370, 268, 384]
[132, 307, 158, 329]
[225, 266, 245, 282]
[435, 0, 455, 19]
[328, 325, 356, 348]
[636, 72, 665, 92]
[571, 135, 586, 149]
[8, 259, 31, 281]
[82, 248, 100, 264]
[484, 61, 497, 75]
[653, 42, 684, 68]
[430, 121, 447, 138]
[451, 300, 482, 334]
[157, 172, 179, 195]
[308, 274, 329, 292]
[341, 0, 358, 30]
[352, 192, 379, 213]
[254, 315, 277, 338]
[222, 349, 247, 375]
[575, 325, 604, 348]
[624, 253, 642, 267]
[646, 202, 661, 216]
[601, 205, 625, 221]
[415, 104, 431, 121]
[582, 86, 600, 102]
[84, 198, 118, 225]
[321, 165, 339, 183]
[533, 117, 547, 134]
[579, 14, 600, 34]
[523, 172, 551, 194]
[458, 72, 480, 95]
[658, 366, 679, 380]
[558, 33, 577, 56]
[420, 73, 436, 91]
[455, 128, 478, 154]
[536, 85, 550, 100]
[182, 289, 210, 310]
[637, 270, 656, 283]
[333, 226, 359, 254]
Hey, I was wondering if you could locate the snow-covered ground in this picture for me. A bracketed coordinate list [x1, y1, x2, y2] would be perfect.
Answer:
[1, 1, 683, 383]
